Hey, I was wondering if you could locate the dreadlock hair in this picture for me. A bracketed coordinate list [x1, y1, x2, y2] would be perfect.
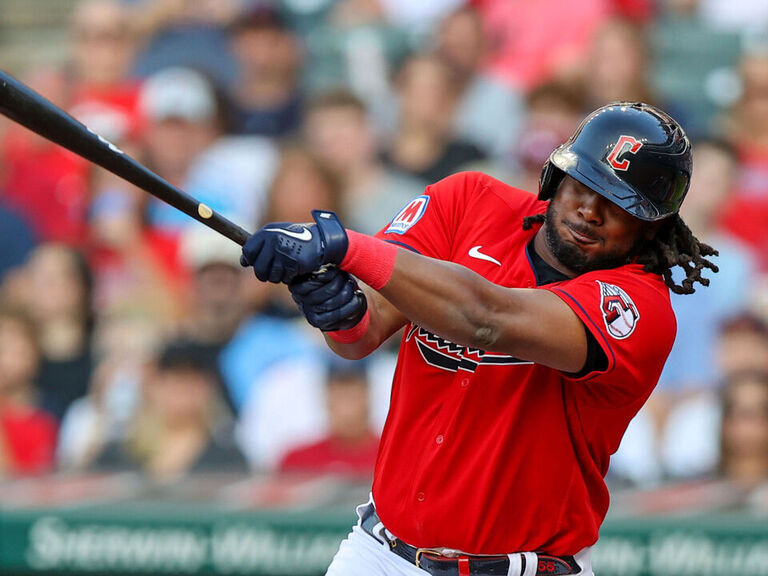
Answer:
[522, 213, 545, 231]
[635, 213, 718, 294]
[520, 212, 718, 295]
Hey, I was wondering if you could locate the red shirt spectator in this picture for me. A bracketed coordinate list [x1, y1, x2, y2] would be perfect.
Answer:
[473, 0, 610, 90]
[279, 434, 380, 477]
[720, 144, 768, 271]
[0, 307, 57, 476]
[279, 359, 379, 478]
[0, 73, 142, 245]
[1, 112, 90, 246]
[0, 0, 141, 247]
[720, 51, 768, 271]
[0, 408, 57, 475]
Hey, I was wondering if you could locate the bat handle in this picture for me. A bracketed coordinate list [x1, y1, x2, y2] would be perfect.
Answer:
[195, 201, 251, 246]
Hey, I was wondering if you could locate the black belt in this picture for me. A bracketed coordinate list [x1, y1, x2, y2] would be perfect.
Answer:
[359, 505, 581, 576]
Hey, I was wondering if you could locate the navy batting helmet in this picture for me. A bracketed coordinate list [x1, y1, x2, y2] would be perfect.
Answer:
[538, 102, 692, 222]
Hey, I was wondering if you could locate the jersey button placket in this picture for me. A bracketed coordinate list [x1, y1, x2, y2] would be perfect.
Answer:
[416, 492, 425, 502]
[435, 434, 444, 445]
[460, 377, 470, 388]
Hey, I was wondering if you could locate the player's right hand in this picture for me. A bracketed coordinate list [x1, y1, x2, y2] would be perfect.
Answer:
[289, 267, 367, 332]
[240, 210, 349, 284]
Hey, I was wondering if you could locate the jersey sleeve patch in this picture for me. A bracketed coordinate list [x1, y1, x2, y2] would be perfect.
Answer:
[597, 280, 639, 340]
[385, 195, 430, 235]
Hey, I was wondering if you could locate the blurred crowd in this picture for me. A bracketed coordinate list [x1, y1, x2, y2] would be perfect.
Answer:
[0, 0, 767, 502]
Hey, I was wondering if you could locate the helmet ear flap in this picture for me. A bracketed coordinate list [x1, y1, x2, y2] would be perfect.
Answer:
[538, 161, 566, 201]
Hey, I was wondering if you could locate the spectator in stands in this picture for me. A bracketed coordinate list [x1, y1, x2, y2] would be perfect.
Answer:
[651, 0, 743, 139]
[86, 162, 186, 327]
[20, 245, 95, 423]
[658, 140, 757, 395]
[643, 140, 757, 480]
[671, 312, 768, 476]
[278, 358, 380, 477]
[302, 89, 423, 235]
[227, 5, 304, 138]
[218, 146, 332, 414]
[669, 313, 768, 480]
[716, 314, 768, 378]
[260, 144, 343, 225]
[0, 0, 140, 247]
[721, 48, 768, 271]
[130, 0, 239, 87]
[434, 4, 525, 162]
[382, 53, 487, 184]
[185, 133, 279, 233]
[507, 82, 585, 192]
[475, 0, 609, 91]
[233, 351, 323, 471]
[236, 347, 395, 472]
[66, 0, 142, 132]
[178, 228, 248, 349]
[580, 16, 657, 111]
[136, 65, 277, 235]
[612, 311, 768, 486]
[90, 339, 247, 482]
[0, 111, 89, 246]
[299, 0, 409, 132]
[718, 370, 768, 487]
[0, 307, 57, 477]
[138, 67, 225, 233]
[56, 313, 160, 471]
[231, 144, 399, 464]
[0, 200, 37, 285]
[176, 228, 251, 412]
[611, 143, 756, 486]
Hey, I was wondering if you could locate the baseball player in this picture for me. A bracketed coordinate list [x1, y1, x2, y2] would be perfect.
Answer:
[240, 103, 718, 576]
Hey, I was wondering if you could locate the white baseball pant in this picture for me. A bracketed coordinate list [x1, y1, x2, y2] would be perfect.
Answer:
[324, 498, 594, 576]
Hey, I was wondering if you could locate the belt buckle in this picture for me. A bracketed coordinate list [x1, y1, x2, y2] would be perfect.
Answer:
[415, 548, 436, 568]
[415, 548, 460, 568]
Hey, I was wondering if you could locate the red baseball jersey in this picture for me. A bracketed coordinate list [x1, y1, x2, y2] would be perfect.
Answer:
[371, 171, 676, 555]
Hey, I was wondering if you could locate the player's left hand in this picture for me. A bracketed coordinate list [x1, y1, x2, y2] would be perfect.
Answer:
[240, 210, 348, 284]
[289, 267, 367, 331]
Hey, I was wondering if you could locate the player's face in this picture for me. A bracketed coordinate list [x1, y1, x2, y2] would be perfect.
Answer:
[544, 176, 651, 275]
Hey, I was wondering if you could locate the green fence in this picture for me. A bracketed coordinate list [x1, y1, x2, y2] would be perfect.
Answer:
[0, 506, 350, 576]
[1, 474, 767, 576]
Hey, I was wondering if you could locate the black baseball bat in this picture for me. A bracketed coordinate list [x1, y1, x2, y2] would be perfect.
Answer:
[0, 69, 252, 246]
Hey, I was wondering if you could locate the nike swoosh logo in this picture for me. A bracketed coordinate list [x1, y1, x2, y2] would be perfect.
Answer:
[468, 246, 501, 266]
[264, 227, 312, 241]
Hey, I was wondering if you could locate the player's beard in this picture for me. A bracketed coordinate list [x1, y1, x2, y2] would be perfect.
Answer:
[544, 202, 645, 275]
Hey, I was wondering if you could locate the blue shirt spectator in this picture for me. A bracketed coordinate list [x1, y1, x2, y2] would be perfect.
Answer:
[659, 234, 757, 393]
[0, 201, 36, 282]
[218, 311, 321, 413]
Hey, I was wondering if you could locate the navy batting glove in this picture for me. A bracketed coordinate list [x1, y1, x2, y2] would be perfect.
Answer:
[289, 267, 367, 331]
[240, 210, 349, 284]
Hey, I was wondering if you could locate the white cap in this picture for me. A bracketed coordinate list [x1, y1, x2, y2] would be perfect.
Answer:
[139, 67, 217, 122]
[179, 226, 242, 271]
